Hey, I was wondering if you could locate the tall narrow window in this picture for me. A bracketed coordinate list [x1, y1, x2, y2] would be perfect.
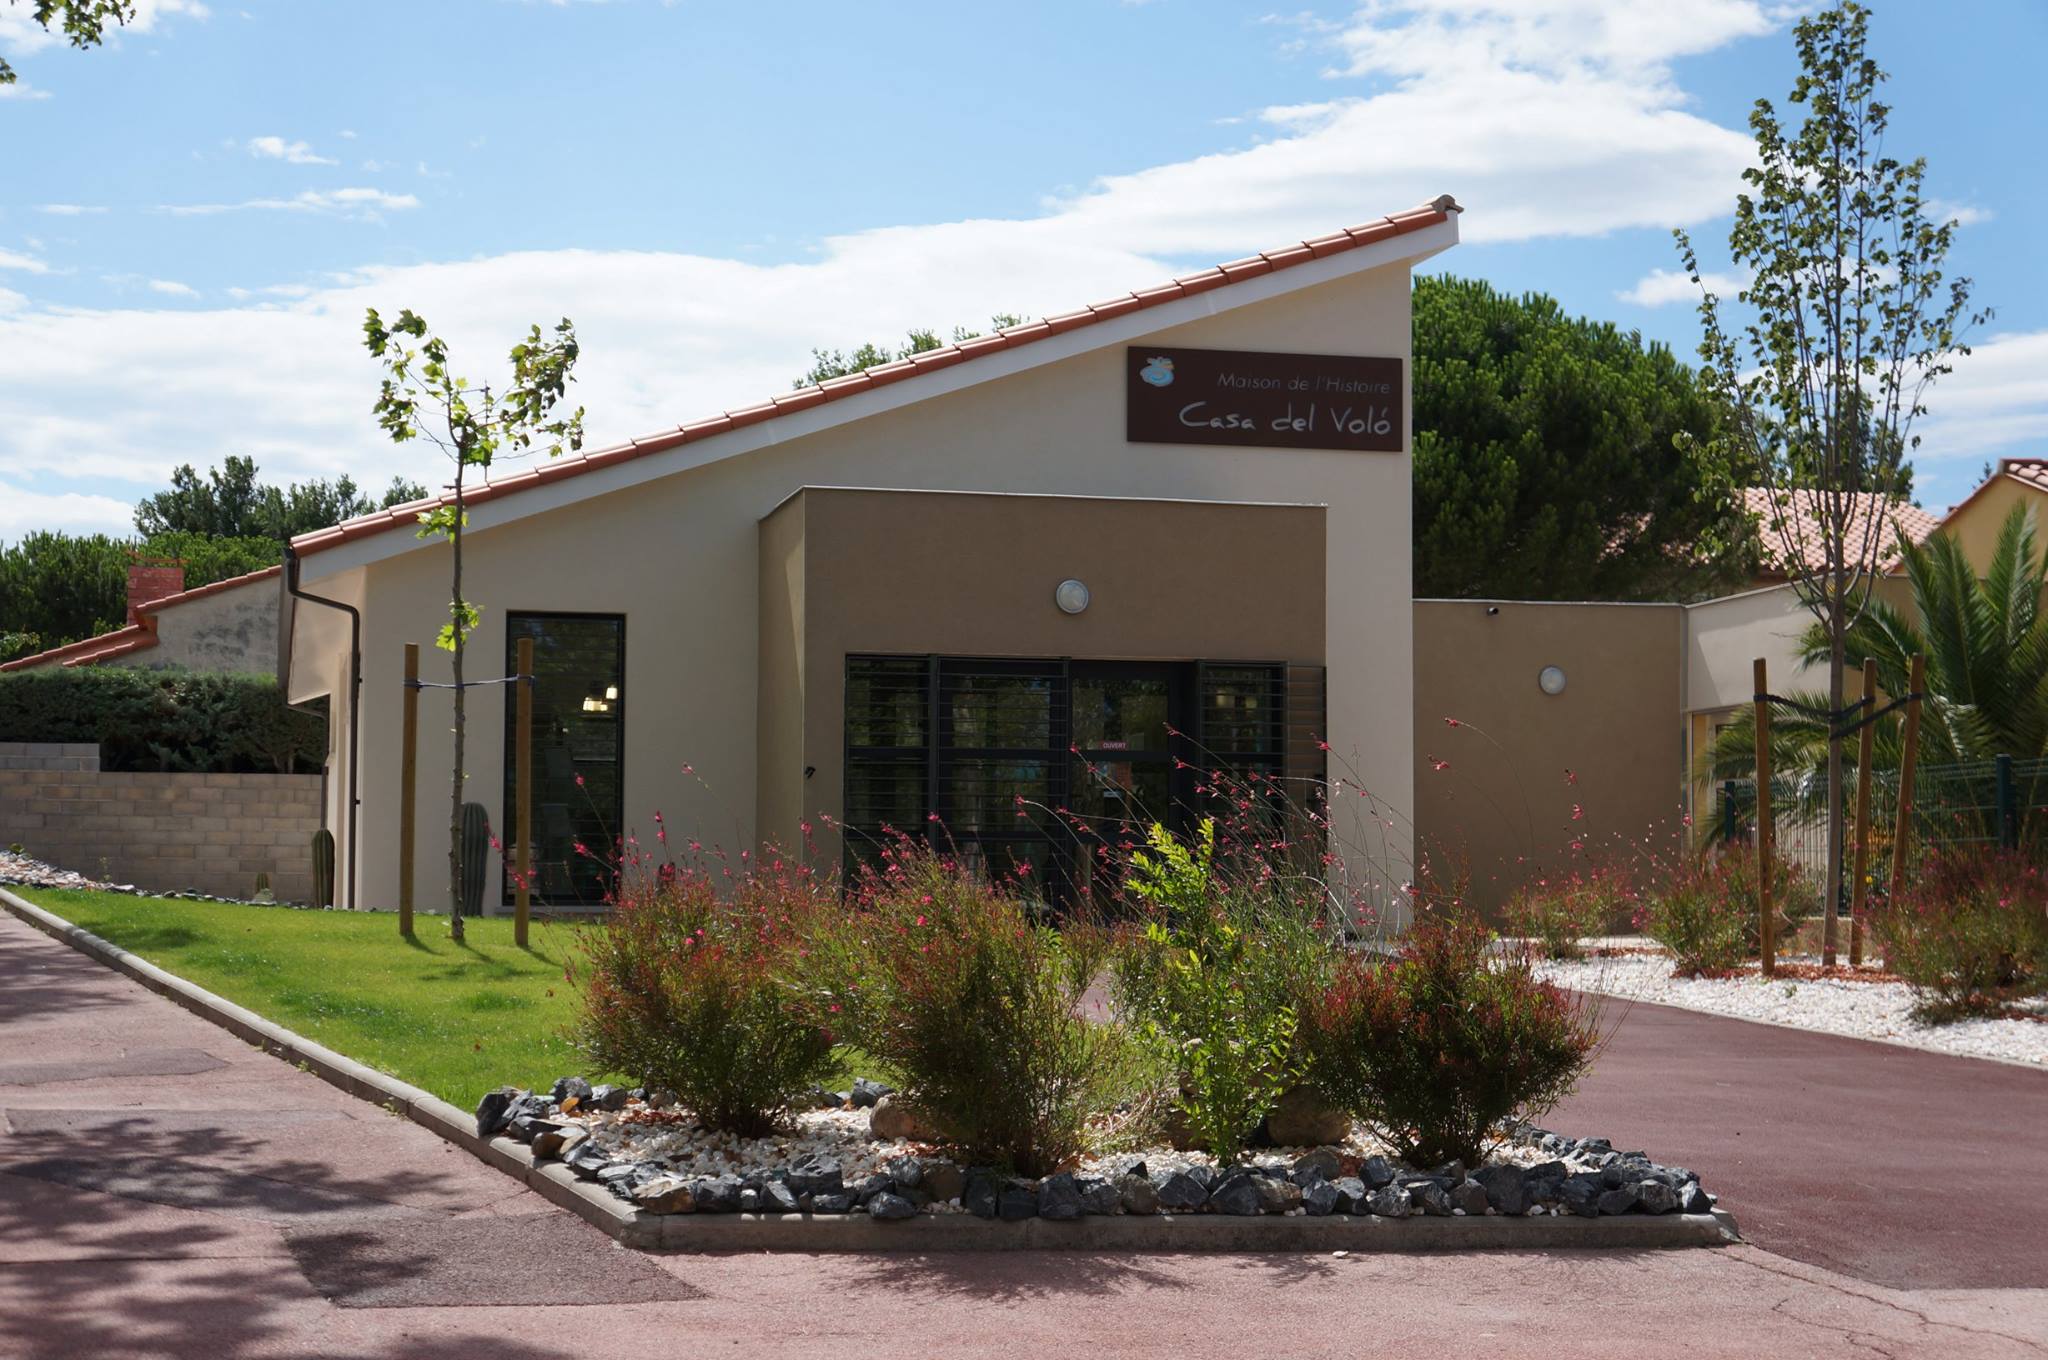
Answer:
[505, 613, 624, 907]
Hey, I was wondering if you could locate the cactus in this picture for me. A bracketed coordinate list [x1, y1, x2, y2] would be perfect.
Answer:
[253, 871, 274, 904]
[459, 801, 490, 919]
[310, 828, 335, 909]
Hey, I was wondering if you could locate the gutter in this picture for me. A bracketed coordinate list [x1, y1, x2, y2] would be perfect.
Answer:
[282, 543, 361, 911]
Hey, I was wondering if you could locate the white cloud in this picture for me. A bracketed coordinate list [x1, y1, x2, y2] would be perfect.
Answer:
[0, 480, 137, 543]
[0, 248, 51, 274]
[0, 82, 51, 100]
[1914, 329, 2048, 469]
[35, 204, 108, 216]
[0, 0, 209, 63]
[247, 135, 337, 165]
[1617, 267, 1748, 307]
[147, 279, 198, 297]
[1926, 198, 1992, 228]
[157, 187, 420, 219]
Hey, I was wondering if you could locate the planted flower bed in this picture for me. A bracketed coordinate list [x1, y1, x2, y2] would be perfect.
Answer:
[476, 1076, 1717, 1224]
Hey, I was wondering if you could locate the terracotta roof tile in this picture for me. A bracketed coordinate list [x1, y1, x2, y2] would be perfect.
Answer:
[2003, 458, 2048, 493]
[291, 199, 1459, 559]
[1742, 487, 1940, 575]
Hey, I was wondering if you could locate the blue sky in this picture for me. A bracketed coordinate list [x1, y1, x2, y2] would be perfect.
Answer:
[2, 0, 2043, 541]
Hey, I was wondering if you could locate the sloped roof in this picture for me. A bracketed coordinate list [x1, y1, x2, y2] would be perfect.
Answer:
[0, 564, 281, 673]
[1741, 487, 1941, 577]
[2005, 458, 2048, 494]
[290, 198, 1461, 560]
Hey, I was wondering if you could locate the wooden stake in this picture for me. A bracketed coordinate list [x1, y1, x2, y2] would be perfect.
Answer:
[514, 636, 533, 949]
[1848, 657, 1877, 967]
[1888, 653, 1927, 902]
[1753, 657, 1775, 978]
[399, 642, 419, 939]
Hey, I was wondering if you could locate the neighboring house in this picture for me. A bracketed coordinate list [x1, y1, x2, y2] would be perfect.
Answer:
[1935, 456, 2048, 565]
[283, 198, 1462, 914]
[1, 562, 282, 675]
[1738, 486, 1941, 589]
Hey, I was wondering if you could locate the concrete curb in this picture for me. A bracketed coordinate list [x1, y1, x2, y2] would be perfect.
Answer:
[1, 887, 1742, 1255]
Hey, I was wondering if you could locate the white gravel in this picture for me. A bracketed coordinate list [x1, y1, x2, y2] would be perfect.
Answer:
[0, 849, 124, 893]
[1538, 952, 2048, 1068]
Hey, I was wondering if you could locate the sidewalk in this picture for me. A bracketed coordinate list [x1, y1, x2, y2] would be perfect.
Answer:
[2, 907, 2043, 1359]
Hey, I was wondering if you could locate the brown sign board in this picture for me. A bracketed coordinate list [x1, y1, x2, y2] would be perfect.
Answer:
[1126, 347, 1403, 452]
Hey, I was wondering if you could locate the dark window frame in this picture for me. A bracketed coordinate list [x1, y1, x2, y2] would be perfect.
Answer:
[503, 610, 627, 908]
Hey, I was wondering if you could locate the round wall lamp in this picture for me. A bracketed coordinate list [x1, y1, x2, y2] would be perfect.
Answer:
[1537, 665, 1567, 696]
[1054, 579, 1091, 615]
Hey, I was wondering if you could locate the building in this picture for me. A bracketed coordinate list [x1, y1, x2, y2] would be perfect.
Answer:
[1935, 457, 2048, 566]
[282, 199, 1462, 913]
[1, 561, 282, 675]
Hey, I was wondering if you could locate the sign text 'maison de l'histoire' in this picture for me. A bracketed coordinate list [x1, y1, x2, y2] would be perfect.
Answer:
[1125, 347, 1403, 452]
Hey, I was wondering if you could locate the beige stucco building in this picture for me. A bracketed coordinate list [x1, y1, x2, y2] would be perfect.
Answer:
[283, 201, 1460, 914]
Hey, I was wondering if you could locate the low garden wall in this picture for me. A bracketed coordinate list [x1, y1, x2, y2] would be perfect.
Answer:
[0, 750, 321, 901]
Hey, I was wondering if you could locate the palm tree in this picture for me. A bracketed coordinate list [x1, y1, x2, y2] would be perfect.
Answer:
[1704, 503, 2048, 836]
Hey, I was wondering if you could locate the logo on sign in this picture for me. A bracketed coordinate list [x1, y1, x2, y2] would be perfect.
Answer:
[1138, 356, 1176, 388]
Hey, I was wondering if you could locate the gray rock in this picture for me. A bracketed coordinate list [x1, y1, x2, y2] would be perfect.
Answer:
[850, 1173, 893, 1204]
[1038, 1173, 1085, 1221]
[788, 1155, 843, 1198]
[1185, 1164, 1220, 1192]
[1634, 1179, 1679, 1215]
[474, 1086, 521, 1138]
[884, 1156, 923, 1190]
[1360, 1155, 1397, 1189]
[1559, 1175, 1603, 1218]
[694, 1174, 744, 1213]
[1432, 1160, 1467, 1184]
[528, 1124, 585, 1160]
[850, 1077, 894, 1109]
[997, 1180, 1039, 1221]
[550, 1076, 594, 1105]
[1265, 1085, 1351, 1146]
[645, 1087, 677, 1110]
[809, 1192, 853, 1214]
[868, 1191, 919, 1220]
[1152, 1169, 1209, 1211]
[589, 1083, 631, 1112]
[1452, 1179, 1490, 1216]
[1256, 1176, 1302, 1214]
[1301, 1178, 1340, 1216]
[1407, 1180, 1453, 1216]
[1366, 1185, 1412, 1218]
[1078, 1176, 1120, 1216]
[1679, 1181, 1713, 1215]
[808, 1086, 843, 1109]
[1330, 1176, 1369, 1214]
[964, 1171, 1000, 1219]
[507, 1115, 560, 1145]
[597, 1162, 647, 1193]
[1291, 1148, 1342, 1184]
[1597, 1187, 1638, 1216]
[1101, 1156, 1150, 1182]
[1118, 1172, 1161, 1215]
[563, 1141, 612, 1178]
[760, 1180, 801, 1214]
[738, 1188, 762, 1213]
[633, 1176, 696, 1214]
[1211, 1173, 1264, 1216]
[1473, 1164, 1530, 1216]
[870, 1094, 941, 1142]
[922, 1161, 965, 1203]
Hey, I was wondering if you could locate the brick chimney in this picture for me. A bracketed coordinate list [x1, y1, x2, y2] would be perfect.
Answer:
[126, 560, 185, 624]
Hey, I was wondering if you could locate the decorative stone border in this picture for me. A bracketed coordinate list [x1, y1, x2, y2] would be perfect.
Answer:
[0, 887, 1740, 1253]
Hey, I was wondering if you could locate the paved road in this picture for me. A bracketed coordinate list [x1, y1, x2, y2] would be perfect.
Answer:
[1, 907, 2043, 1360]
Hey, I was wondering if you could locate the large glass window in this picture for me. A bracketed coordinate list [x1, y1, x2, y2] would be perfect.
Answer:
[505, 613, 624, 907]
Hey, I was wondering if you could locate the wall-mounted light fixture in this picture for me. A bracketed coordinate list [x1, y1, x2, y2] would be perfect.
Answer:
[1055, 579, 1091, 615]
[1537, 665, 1567, 696]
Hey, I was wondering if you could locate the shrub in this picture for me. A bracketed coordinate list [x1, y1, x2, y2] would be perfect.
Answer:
[1303, 917, 1598, 1167]
[823, 841, 1130, 1177]
[571, 856, 837, 1136]
[1504, 861, 1633, 960]
[1879, 850, 2048, 1020]
[0, 668, 325, 772]
[1108, 819, 1336, 1159]
[1639, 852, 1806, 975]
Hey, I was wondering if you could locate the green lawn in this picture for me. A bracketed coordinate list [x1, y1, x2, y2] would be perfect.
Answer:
[14, 889, 601, 1110]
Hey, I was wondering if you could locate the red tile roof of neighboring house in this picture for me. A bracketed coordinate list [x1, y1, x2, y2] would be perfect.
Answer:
[1997, 457, 2048, 494]
[0, 564, 281, 673]
[290, 199, 1461, 560]
[1741, 487, 1941, 577]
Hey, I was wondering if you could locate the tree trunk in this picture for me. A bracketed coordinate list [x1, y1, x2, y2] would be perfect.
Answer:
[1823, 601, 1846, 967]
[448, 458, 466, 944]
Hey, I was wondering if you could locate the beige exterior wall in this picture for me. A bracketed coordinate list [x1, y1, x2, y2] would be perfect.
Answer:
[1939, 476, 2047, 568]
[1412, 599, 1684, 919]
[0, 768, 322, 901]
[110, 577, 277, 674]
[310, 257, 1424, 912]
[760, 488, 1326, 854]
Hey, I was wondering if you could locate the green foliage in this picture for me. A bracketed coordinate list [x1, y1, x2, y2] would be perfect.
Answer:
[1504, 861, 1634, 961]
[1111, 820, 1333, 1159]
[0, 631, 41, 665]
[0, 530, 278, 653]
[1303, 916, 1597, 1168]
[0, 1, 134, 84]
[0, 668, 325, 772]
[1413, 276, 1742, 600]
[1703, 506, 2048, 813]
[134, 454, 425, 542]
[819, 841, 1130, 1177]
[573, 861, 838, 1136]
[1637, 853, 1809, 975]
[1879, 849, 2047, 1020]
[793, 315, 1024, 388]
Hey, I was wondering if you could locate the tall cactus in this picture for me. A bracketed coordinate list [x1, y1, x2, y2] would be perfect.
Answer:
[459, 802, 490, 920]
[310, 828, 335, 909]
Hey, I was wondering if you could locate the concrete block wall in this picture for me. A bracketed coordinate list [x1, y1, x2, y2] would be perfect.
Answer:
[0, 742, 102, 773]
[0, 762, 323, 901]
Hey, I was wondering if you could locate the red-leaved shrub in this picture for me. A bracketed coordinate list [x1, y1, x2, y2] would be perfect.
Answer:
[1879, 849, 2047, 1019]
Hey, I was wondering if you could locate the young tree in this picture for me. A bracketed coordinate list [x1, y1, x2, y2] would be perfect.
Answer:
[363, 310, 583, 940]
[1677, 2, 1987, 945]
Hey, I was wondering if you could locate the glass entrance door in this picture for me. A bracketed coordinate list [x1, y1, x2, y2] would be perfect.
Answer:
[1068, 662, 1189, 898]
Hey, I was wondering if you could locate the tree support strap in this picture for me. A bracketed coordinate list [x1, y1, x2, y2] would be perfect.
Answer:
[1753, 691, 1925, 742]
[405, 674, 533, 691]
